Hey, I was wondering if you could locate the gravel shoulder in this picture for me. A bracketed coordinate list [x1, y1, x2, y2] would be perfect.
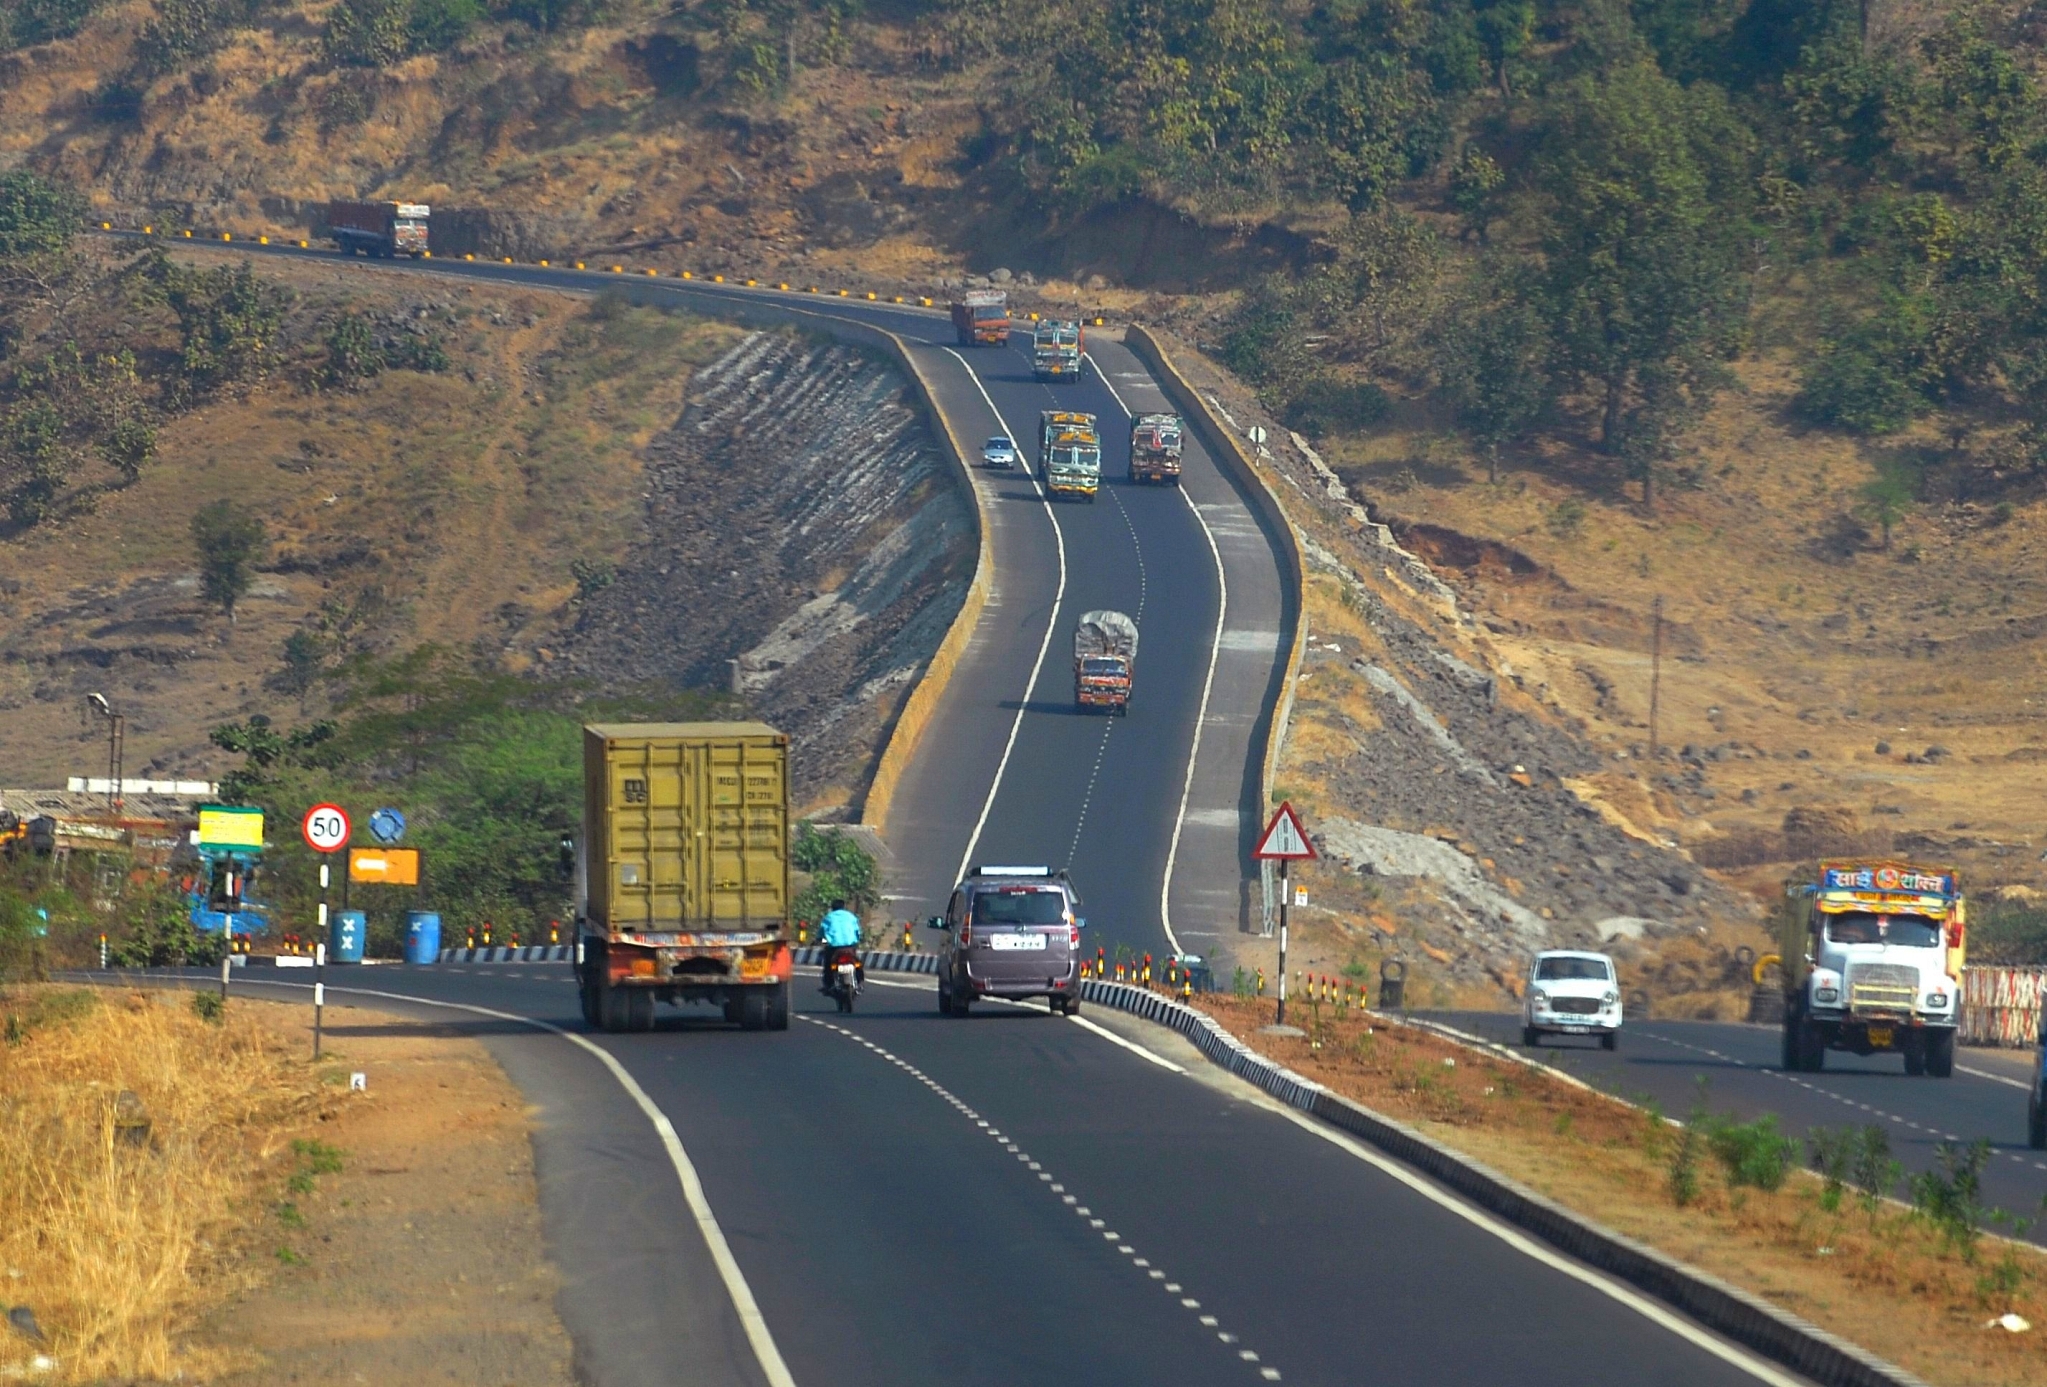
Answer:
[201, 1000, 575, 1387]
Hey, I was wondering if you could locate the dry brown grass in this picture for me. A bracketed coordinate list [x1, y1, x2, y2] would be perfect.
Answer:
[0, 987, 324, 1383]
[1195, 993, 2047, 1386]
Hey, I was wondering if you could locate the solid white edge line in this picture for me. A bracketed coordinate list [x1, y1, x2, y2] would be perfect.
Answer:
[1260, 1102, 1805, 1387]
[943, 345, 1068, 881]
[1085, 350, 1228, 960]
[1957, 1064, 2033, 1092]
[214, 978, 799, 1387]
[1066, 1014, 1187, 1072]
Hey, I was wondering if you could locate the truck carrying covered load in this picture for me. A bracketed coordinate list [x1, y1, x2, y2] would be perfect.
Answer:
[1781, 859, 1964, 1076]
[1032, 319, 1084, 381]
[1129, 412, 1183, 483]
[325, 199, 429, 258]
[1073, 610, 1137, 713]
[576, 723, 792, 1033]
[950, 290, 1011, 347]
[1039, 410, 1101, 500]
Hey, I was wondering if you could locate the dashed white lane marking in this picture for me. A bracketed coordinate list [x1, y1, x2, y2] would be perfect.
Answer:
[1638, 1030, 2047, 1171]
[799, 1015, 1281, 1379]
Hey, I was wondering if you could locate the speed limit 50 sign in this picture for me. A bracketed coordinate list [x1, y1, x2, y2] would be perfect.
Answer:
[301, 803, 351, 854]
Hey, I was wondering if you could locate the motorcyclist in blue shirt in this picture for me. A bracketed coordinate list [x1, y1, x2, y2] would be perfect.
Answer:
[818, 899, 864, 993]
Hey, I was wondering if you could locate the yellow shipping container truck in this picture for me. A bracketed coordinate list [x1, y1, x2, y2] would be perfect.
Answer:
[576, 723, 793, 1032]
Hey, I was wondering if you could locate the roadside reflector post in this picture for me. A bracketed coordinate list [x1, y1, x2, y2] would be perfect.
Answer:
[99, 933, 108, 969]
[220, 952, 230, 1002]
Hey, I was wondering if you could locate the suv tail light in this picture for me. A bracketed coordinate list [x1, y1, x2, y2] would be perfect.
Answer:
[1069, 927, 1080, 947]
[960, 923, 972, 947]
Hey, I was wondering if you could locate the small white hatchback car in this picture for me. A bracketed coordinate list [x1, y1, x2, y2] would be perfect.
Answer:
[1524, 950, 1622, 1050]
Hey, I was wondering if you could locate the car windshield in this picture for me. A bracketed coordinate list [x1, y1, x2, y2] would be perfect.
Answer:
[986, 438, 1011, 451]
[1826, 911, 1942, 947]
[972, 889, 1068, 926]
[1535, 956, 1611, 981]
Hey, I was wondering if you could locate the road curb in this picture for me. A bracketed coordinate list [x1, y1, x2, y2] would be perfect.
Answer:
[438, 946, 573, 963]
[831, 956, 1925, 1387]
[1122, 325, 1306, 805]
[855, 334, 992, 836]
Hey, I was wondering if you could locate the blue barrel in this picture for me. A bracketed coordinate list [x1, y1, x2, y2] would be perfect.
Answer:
[404, 911, 441, 965]
[330, 910, 366, 964]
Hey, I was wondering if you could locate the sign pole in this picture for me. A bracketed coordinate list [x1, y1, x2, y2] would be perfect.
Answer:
[1251, 801, 1314, 1031]
[315, 862, 328, 1059]
[1277, 858, 1290, 1028]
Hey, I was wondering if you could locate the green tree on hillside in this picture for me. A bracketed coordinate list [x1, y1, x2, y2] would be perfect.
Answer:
[1531, 60, 1754, 505]
[0, 168, 79, 264]
[1435, 264, 1551, 483]
[146, 254, 288, 403]
[190, 498, 267, 624]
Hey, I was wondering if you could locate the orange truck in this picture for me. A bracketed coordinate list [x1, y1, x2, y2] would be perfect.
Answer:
[325, 199, 430, 258]
[576, 723, 793, 1033]
[1073, 610, 1137, 714]
[950, 289, 1011, 346]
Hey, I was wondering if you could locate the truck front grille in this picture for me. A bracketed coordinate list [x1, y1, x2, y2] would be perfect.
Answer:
[1847, 963, 1919, 1014]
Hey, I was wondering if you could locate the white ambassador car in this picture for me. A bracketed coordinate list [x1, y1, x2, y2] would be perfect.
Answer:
[1524, 950, 1623, 1050]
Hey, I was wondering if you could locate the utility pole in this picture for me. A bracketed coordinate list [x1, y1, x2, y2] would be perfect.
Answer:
[1647, 596, 1664, 765]
[83, 693, 124, 813]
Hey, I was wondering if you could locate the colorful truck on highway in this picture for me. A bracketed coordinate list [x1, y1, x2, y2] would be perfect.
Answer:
[1073, 610, 1137, 714]
[1129, 412, 1183, 483]
[1032, 319, 1084, 381]
[576, 723, 793, 1033]
[325, 199, 430, 258]
[1780, 859, 1964, 1077]
[1040, 410, 1101, 500]
[950, 290, 1011, 346]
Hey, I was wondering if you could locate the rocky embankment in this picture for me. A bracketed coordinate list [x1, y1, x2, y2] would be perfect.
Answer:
[1189, 374, 1755, 1000]
[557, 332, 972, 813]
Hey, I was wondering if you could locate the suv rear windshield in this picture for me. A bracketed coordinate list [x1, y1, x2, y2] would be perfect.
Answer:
[1535, 956, 1611, 981]
[1825, 911, 1942, 947]
[971, 889, 1068, 926]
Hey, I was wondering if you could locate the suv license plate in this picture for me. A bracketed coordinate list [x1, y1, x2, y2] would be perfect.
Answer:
[987, 934, 1047, 952]
[1866, 1025, 1894, 1049]
[1559, 1025, 1592, 1035]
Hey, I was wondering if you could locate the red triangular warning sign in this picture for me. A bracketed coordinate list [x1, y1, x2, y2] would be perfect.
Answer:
[1253, 801, 1315, 860]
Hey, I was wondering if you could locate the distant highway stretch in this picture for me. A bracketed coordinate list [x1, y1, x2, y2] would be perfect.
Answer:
[122, 233, 1287, 962]
[1426, 1010, 2047, 1241]
[123, 236, 1941, 1385]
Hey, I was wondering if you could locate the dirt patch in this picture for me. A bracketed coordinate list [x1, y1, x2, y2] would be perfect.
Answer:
[201, 1000, 575, 1387]
[1193, 994, 2047, 1387]
[556, 330, 973, 815]
[0, 252, 743, 787]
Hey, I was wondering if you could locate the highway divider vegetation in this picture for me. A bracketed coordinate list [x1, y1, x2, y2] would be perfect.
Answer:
[1194, 994, 2045, 1384]
[0, 985, 328, 1382]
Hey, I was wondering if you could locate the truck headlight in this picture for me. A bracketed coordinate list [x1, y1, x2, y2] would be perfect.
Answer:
[1924, 991, 1949, 1009]
[1815, 986, 1839, 1003]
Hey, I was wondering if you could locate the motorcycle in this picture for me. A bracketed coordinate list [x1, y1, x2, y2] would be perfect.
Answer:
[827, 946, 863, 1014]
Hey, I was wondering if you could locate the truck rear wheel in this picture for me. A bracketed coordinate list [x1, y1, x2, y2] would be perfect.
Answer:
[1925, 1028, 1955, 1078]
[2030, 1089, 2046, 1150]
[1902, 1037, 1927, 1076]
[596, 979, 632, 1033]
[738, 991, 769, 1031]
[766, 982, 790, 1031]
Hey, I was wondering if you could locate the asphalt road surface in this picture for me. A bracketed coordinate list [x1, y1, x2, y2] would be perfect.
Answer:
[119, 238, 1851, 1385]
[1428, 1010, 2047, 1240]
[115, 963, 1795, 1387]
